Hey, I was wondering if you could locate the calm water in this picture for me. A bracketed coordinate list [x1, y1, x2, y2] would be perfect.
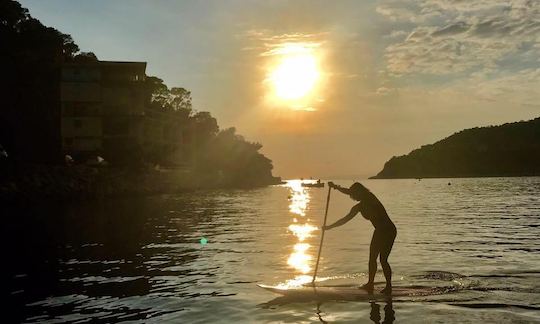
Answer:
[6, 178, 540, 323]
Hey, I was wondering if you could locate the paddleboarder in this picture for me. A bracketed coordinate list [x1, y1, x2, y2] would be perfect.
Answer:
[323, 182, 397, 294]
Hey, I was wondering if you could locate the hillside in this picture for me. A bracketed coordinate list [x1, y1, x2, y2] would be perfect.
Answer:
[372, 117, 540, 179]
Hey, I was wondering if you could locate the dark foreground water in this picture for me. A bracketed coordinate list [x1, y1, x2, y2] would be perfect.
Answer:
[5, 178, 540, 323]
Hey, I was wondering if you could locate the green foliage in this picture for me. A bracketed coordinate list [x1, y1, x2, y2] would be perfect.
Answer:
[73, 52, 98, 63]
[191, 111, 218, 143]
[145, 76, 218, 144]
[1, 0, 81, 163]
[144, 75, 276, 185]
[144, 76, 276, 185]
[373, 118, 540, 178]
[196, 127, 275, 186]
[145, 76, 192, 119]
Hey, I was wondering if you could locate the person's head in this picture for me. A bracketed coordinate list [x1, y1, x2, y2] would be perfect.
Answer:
[349, 182, 371, 201]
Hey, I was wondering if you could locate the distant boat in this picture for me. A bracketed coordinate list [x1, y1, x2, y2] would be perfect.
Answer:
[302, 181, 324, 188]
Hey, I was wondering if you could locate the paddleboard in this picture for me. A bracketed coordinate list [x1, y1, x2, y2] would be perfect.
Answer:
[258, 284, 439, 300]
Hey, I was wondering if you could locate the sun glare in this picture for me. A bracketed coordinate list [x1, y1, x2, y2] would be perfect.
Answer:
[267, 44, 321, 102]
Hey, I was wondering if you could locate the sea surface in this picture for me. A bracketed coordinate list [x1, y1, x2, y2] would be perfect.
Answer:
[5, 178, 540, 323]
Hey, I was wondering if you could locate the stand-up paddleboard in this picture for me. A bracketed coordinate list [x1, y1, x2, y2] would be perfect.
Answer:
[258, 284, 440, 301]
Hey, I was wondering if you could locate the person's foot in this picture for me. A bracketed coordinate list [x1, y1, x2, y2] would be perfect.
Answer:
[360, 282, 374, 291]
[380, 285, 392, 295]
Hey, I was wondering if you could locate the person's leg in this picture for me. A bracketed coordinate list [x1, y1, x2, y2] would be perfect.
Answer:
[363, 231, 380, 290]
[380, 231, 396, 294]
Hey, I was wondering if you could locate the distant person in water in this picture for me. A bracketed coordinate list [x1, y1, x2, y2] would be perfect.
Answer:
[323, 182, 397, 294]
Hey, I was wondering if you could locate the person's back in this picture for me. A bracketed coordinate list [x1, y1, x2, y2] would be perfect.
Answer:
[358, 192, 395, 230]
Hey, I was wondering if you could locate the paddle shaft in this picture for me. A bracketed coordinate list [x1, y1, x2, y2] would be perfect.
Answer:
[312, 186, 332, 283]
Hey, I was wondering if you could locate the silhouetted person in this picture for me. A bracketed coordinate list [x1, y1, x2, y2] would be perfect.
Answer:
[323, 182, 397, 294]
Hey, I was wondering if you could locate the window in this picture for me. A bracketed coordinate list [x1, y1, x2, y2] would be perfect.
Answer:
[182, 131, 192, 144]
[103, 118, 130, 135]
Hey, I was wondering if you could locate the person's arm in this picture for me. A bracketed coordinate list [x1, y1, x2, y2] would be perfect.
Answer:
[328, 181, 351, 195]
[323, 203, 361, 230]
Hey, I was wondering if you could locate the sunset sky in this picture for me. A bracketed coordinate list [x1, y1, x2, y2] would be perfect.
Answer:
[21, 0, 540, 178]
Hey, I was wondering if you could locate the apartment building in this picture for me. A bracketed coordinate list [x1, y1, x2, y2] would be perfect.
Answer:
[61, 61, 146, 163]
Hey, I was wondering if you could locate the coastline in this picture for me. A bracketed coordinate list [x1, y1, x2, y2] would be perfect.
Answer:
[370, 173, 540, 179]
[0, 164, 282, 201]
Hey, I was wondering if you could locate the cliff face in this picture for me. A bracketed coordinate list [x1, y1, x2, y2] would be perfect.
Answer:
[372, 117, 540, 179]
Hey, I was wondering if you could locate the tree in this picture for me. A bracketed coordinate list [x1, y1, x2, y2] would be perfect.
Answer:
[192, 111, 218, 144]
[373, 117, 540, 178]
[73, 51, 98, 63]
[0, 0, 29, 29]
[196, 127, 276, 186]
[1, 0, 81, 163]
[169, 88, 192, 110]
[145, 77, 192, 119]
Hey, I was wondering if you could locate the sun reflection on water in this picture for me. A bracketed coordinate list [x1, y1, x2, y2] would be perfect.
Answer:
[287, 243, 312, 274]
[288, 180, 309, 216]
[284, 180, 318, 277]
[288, 224, 317, 241]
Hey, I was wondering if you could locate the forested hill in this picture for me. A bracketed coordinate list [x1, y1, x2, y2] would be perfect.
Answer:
[372, 117, 540, 179]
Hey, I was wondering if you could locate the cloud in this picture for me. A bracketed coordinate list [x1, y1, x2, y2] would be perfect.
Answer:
[375, 86, 396, 96]
[467, 68, 540, 106]
[238, 29, 327, 57]
[383, 30, 409, 40]
[376, 3, 421, 23]
[431, 22, 470, 37]
[378, 0, 540, 76]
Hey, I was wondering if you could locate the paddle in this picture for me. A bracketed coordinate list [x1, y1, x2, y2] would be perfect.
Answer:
[312, 184, 332, 284]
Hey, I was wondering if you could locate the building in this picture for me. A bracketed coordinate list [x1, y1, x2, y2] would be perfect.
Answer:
[61, 60, 192, 166]
[61, 61, 147, 164]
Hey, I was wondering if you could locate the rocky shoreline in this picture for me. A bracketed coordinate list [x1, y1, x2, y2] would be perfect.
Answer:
[0, 164, 282, 201]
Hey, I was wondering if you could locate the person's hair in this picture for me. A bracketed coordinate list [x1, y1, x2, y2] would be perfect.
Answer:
[349, 182, 371, 201]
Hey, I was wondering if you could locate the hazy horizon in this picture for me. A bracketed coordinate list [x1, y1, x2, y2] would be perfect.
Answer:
[20, 0, 540, 178]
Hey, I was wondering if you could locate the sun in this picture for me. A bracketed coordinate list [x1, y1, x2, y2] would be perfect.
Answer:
[267, 44, 321, 102]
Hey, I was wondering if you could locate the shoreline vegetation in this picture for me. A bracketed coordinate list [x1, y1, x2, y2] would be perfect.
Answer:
[0, 1, 281, 200]
[372, 117, 540, 179]
[0, 163, 281, 202]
